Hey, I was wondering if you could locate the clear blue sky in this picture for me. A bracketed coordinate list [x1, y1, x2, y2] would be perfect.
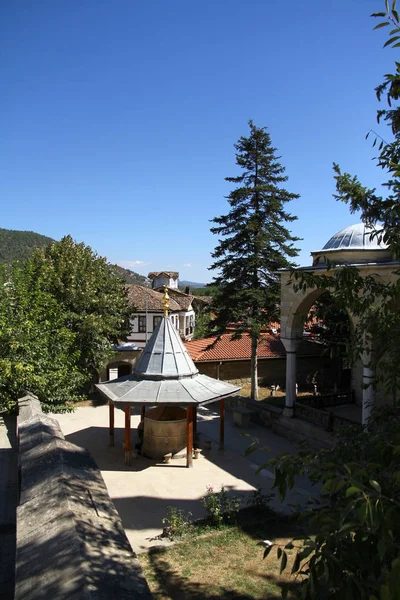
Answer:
[1, 0, 393, 283]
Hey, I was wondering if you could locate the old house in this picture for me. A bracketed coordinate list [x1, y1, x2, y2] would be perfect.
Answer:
[126, 284, 195, 348]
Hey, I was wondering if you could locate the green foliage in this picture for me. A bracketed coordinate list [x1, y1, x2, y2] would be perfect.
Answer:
[209, 120, 300, 399]
[269, 8, 400, 596]
[162, 506, 193, 539]
[193, 312, 213, 339]
[201, 485, 242, 527]
[246, 486, 273, 509]
[28, 236, 133, 379]
[0, 228, 54, 264]
[305, 292, 351, 361]
[188, 284, 219, 297]
[0, 262, 86, 412]
[333, 2, 400, 256]
[265, 407, 400, 599]
[0, 236, 133, 412]
[292, 3, 400, 398]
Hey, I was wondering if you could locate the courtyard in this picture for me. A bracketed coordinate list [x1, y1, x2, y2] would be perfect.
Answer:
[53, 402, 314, 553]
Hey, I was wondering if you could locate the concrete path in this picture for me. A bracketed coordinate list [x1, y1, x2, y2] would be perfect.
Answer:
[0, 414, 17, 600]
[54, 404, 316, 552]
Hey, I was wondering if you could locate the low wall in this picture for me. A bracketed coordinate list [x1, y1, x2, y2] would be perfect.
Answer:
[196, 355, 338, 388]
[15, 394, 152, 600]
[226, 395, 336, 450]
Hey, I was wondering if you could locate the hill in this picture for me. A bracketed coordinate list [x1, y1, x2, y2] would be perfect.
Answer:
[112, 264, 149, 285]
[179, 280, 207, 290]
[0, 228, 149, 286]
[0, 228, 55, 263]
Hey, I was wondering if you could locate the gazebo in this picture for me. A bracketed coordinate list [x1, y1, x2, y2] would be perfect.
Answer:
[95, 288, 240, 467]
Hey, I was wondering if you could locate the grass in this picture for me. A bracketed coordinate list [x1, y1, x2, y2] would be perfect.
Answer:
[139, 508, 303, 599]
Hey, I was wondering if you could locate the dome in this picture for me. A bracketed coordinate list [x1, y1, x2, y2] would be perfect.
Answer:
[322, 223, 387, 251]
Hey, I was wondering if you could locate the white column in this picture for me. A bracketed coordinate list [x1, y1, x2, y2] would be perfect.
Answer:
[281, 338, 300, 418]
[362, 362, 375, 425]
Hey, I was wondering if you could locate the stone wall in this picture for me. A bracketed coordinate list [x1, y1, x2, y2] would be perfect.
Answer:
[15, 394, 152, 600]
[196, 355, 335, 389]
[226, 395, 336, 450]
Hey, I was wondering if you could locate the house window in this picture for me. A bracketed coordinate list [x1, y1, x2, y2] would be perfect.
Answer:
[153, 316, 162, 330]
[138, 316, 146, 333]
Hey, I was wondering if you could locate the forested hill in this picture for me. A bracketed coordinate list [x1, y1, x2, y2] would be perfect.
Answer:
[0, 228, 55, 263]
[0, 228, 156, 286]
[112, 264, 148, 285]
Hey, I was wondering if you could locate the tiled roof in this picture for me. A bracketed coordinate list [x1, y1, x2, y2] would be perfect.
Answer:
[126, 285, 181, 312]
[185, 332, 322, 362]
[148, 271, 179, 280]
[154, 287, 193, 310]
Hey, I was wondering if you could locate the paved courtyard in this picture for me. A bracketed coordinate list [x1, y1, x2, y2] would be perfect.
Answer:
[53, 403, 315, 552]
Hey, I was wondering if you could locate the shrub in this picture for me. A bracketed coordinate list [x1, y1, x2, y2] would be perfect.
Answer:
[201, 485, 242, 527]
[162, 506, 192, 539]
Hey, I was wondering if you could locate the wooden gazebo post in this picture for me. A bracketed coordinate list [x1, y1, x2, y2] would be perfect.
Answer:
[109, 401, 115, 447]
[193, 406, 197, 440]
[219, 398, 225, 450]
[186, 406, 194, 468]
[124, 404, 131, 466]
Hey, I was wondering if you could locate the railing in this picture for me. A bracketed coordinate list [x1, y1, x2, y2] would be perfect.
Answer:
[294, 391, 360, 432]
[297, 390, 355, 410]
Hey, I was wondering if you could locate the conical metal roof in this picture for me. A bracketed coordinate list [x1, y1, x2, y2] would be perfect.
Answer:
[133, 316, 198, 380]
[95, 315, 241, 406]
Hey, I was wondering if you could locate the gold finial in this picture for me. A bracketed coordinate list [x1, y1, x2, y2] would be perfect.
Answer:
[162, 285, 169, 316]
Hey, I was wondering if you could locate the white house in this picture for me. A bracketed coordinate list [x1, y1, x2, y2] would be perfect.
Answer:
[126, 284, 195, 348]
[148, 271, 179, 290]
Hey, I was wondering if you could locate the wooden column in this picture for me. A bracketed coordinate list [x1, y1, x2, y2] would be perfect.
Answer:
[219, 398, 225, 450]
[140, 405, 146, 421]
[186, 406, 194, 468]
[124, 404, 131, 465]
[109, 401, 115, 447]
[193, 406, 197, 441]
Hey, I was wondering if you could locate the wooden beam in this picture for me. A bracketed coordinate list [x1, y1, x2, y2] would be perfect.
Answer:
[140, 405, 146, 421]
[124, 404, 131, 465]
[109, 401, 115, 447]
[219, 398, 225, 450]
[193, 405, 197, 440]
[186, 406, 194, 468]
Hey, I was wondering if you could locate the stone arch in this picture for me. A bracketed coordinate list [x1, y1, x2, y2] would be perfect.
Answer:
[280, 274, 356, 418]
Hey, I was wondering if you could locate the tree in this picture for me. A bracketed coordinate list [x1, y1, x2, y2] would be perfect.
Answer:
[0, 236, 134, 412]
[0, 261, 86, 412]
[261, 4, 400, 597]
[28, 235, 134, 382]
[209, 121, 300, 399]
[264, 407, 400, 599]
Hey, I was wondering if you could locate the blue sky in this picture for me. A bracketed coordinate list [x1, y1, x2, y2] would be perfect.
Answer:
[1, 0, 394, 283]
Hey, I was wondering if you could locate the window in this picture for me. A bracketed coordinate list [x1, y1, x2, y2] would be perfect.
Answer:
[153, 316, 162, 330]
[138, 316, 146, 333]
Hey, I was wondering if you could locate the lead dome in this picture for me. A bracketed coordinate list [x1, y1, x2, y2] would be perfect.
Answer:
[322, 223, 387, 251]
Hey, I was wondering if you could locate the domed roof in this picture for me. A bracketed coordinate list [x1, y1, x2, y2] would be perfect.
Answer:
[322, 223, 387, 251]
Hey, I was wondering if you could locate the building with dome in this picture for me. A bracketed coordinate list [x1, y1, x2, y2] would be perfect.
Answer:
[279, 223, 399, 425]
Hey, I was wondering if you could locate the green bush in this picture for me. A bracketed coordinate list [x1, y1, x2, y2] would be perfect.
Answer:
[201, 485, 242, 527]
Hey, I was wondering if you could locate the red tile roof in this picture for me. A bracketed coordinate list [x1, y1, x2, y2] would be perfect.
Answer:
[185, 332, 321, 362]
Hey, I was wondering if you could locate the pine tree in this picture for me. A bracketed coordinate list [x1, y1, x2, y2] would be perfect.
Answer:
[209, 120, 300, 400]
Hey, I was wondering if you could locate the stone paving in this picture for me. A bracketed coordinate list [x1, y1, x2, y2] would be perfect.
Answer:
[0, 414, 17, 600]
[54, 403, 316, 552]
